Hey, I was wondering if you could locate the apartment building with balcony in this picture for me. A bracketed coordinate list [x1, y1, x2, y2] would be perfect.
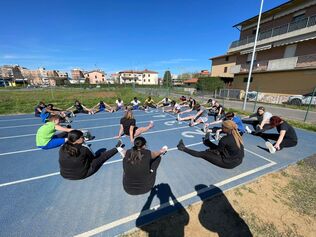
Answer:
[71, 69, 85, 83]
[222, 0, 316, 94]
[84, 70, 106, 84]
[118, 69, 158, 85]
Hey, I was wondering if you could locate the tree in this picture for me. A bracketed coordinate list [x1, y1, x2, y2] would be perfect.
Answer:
[163, 70, 172, 87]
[196, 77, 224, 91]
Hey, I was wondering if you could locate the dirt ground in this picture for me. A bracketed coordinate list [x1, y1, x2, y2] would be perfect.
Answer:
[123, 155, 316, 237]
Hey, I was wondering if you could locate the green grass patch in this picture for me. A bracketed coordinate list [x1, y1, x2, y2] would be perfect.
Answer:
[0, 87, 163, 115]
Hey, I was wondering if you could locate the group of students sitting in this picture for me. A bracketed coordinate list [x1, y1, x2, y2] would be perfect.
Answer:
[35, 95, 298, 196]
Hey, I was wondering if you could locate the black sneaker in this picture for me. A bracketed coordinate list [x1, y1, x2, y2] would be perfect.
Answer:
[177, 139, 185, 151]
[66, 124, 72, 129]
[116, 139, 125, 148]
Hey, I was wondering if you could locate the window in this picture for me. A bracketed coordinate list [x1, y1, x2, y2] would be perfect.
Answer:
[225, 56, 229, 61]
[247, 52, 257, 63]
[148, 79, 150, 82]
[243, 77, 253, 83]
[95, 75, 97, 79]
[292, 13, 305, 22]
[283, 44, 296, 58]
[148, 74, 150, 77]
[224, 67, 228, 73]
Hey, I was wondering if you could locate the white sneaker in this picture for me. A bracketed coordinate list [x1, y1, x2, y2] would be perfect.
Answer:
[161, 145, 168, 155]
[149, 121, 154, 128]
[245, 126, 252, 134]
[177, 114, 180, 121]
[265, 142, 276, 154]
[215, 132, 220, 141]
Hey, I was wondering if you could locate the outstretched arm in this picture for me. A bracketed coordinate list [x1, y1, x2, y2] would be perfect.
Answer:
[274, 130, 286, 150]
[115, 124, 124, 138]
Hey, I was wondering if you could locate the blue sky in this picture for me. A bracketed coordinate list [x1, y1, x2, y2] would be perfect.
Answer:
[0, 0, 288, 76]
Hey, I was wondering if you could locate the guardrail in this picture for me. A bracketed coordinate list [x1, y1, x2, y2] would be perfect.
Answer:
[230, 14, 316, 49]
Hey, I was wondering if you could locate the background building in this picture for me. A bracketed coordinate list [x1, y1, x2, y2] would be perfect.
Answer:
[84, 70, 106, 84]
[118, 69, 158, 85]
[210, 0, 316, 95]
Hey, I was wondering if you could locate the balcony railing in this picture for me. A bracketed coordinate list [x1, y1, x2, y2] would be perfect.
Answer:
[230, 14, 316, 49]
[231, 54, 316, 73]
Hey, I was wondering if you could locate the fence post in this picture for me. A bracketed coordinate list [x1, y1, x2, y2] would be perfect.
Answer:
[253, 88, 259, 112]
[304, 86, 316, 122]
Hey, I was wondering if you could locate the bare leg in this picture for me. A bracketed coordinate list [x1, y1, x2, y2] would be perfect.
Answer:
[134, 121, 154, 137]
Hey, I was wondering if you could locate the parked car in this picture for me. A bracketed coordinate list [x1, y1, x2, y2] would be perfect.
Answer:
[0, 80, 9, 87]
[287, 92, 316, 105]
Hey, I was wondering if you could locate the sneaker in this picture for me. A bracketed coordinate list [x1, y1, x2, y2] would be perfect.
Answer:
[177, 114, 180, 121]
[203, 124, 208, 133]
[265, 142, 276, 154]
[160, 145, 168, 155]
[149, 121, 154, 128]
[177, 139, 185, 151]
[204, 132, 210, 141]
[116, 139, 125, 148]
[245, 126, 252, 134]
[215, 132, 220, 141]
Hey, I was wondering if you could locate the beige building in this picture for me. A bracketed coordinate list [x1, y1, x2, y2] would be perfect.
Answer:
[211, 0, 316, 94]
[71, 69, 85, 81]
[118, 69, 158, 85]
[84, 70, 106, 84]
[210, 55, 237, 86]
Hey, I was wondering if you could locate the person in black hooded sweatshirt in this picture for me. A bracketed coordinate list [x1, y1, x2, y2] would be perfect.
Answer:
[59, 130, 125, 180]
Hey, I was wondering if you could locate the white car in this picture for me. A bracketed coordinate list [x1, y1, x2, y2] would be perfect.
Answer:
[288, 92, 316, 105]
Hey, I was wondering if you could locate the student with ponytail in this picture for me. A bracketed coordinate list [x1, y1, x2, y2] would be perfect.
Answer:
[177, 120, 244, 169]
[123, 137, 168, 195]
[59, 130, 125, 180]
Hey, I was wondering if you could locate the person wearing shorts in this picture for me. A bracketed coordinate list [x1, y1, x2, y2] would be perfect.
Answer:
[115, 98, 124, 111]
[130, 97, 142, 110]
[116, 110, 153, 143]
[36, 115, 73, 150]
[92, 101, 114, 113]
[177, 104, 208, 127]
[67, 100, 94, 114]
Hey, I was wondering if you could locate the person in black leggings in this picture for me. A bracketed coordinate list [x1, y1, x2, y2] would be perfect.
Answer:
[255, 116, 298, 154]
[59, 130, 125, 180]
[177, 120, 244, 169]
[123, 137, 168, 195]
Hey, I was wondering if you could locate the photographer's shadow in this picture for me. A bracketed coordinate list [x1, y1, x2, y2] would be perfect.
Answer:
[136, 183, 189, 237]
[195, 184, 252, 237]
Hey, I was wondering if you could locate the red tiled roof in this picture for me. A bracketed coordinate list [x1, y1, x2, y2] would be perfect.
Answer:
[183, 78, 199, 84]
[119, 69, 158, 74]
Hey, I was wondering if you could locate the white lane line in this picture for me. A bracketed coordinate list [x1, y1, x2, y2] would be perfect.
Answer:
[0, 118, 172, 140]
[0, 159, 123, 188]
[0, 125, 191, 157]
[0, 142, 204, 188]
[0, 113, 155, 130]
[74, 150, 276, 237]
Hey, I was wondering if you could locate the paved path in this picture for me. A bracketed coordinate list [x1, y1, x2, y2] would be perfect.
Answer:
[169, 92, 316, 123]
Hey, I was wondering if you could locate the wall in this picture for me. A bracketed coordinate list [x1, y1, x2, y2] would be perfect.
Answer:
[232, 69, 316, 94]
[211, 55, 236, 77]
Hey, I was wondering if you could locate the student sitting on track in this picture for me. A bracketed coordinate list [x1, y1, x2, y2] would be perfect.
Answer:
[254, 116, 298, 154]
[92, 101, 114, 113]
[163, 100, 182, 114]
[67, 100, 94, 114]
[36, 115, 73, 150]
[242, 106, 272, 134]
[34, 101, 46, 117]
[177, 104, 208, 126]
[59, 130, 125, 180]
[115, 98, 124, 111]
[204, 112, 245, 140]
[143, 96, 157, 109]
[116, 110, 154, 143]
[123, 136, 168, 195]
[130, 97, 142, 110]
[40, 104, 73, 123]
[157, 97, 171, 107]
[177, 120, 244, 169]
[208, 101, 225, 121]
